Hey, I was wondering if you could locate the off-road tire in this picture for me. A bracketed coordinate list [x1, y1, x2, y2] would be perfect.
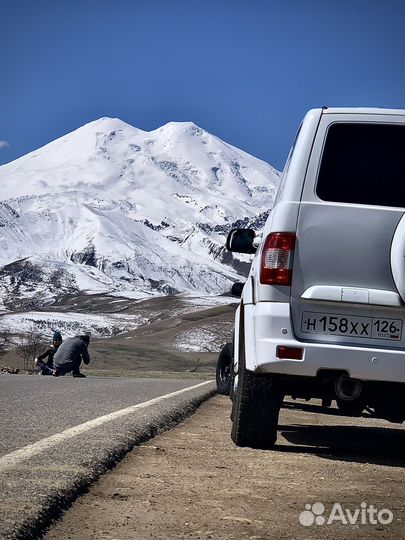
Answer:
[231, 329, 284, 449]
[216, 343, 233, 395]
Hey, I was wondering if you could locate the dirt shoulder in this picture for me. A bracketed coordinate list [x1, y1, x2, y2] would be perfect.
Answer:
[45, 395, 404, 540]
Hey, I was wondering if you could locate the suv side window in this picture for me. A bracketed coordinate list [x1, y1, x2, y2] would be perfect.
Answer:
[316, 123, 405, 208]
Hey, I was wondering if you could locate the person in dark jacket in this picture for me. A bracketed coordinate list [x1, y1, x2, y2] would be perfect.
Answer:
[53, 334, 90, 378]
[35, 330, 63, 375]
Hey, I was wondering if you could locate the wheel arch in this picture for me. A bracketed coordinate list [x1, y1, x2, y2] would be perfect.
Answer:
[233, 304, 242, 375]
[235, 302, 257, 372]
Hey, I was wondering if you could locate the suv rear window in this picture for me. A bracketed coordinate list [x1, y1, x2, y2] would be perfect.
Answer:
[316, 123, 405, 208]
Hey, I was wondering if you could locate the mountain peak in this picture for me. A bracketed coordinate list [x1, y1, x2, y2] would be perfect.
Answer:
[161, 120, 199, 129]
[81, 116, 145, 134]
[0, 118, 281, 304]
[0, 116, 280, 215]
[82, 118, 203, 136]
[157, 121, 205, 136]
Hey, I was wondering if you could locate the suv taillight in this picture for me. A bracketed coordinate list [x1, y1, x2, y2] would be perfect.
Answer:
[260, 232, 296, 285]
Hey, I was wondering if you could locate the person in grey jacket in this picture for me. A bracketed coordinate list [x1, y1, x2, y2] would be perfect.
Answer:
[53, 334, 90, 378]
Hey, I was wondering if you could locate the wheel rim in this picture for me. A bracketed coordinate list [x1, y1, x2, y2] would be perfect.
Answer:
[220, 364, 230, 384]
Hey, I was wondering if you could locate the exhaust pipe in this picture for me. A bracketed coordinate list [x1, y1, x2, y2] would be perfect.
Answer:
[334, 375, 362, 401]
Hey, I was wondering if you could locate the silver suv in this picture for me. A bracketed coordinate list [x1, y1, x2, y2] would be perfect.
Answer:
[227, 107, 405, 448]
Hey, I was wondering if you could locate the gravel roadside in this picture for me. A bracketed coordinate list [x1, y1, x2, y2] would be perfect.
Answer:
[45, 395, 405, 540]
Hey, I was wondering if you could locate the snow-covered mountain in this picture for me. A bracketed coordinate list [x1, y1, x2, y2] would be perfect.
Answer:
[0, 118, 280, 309]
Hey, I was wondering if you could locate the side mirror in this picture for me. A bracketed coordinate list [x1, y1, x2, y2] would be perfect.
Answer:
[226, 228, 256, 254]
[230, 282, 244, 297]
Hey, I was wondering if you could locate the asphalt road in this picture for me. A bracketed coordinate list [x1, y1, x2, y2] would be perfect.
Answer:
[0, 373, 216, 540]
[0, 374, 200, 457]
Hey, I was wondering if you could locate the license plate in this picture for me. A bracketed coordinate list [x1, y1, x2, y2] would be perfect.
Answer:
[301, 311, 403, 341]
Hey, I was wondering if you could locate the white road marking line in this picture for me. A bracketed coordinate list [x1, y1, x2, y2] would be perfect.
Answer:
[0, 380, 213, 472]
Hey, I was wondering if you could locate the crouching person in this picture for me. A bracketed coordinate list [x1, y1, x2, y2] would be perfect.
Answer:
[53, 334, 90, 378]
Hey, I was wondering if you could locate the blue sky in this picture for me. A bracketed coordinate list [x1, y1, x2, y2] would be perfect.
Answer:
[0, 0, 403, 170]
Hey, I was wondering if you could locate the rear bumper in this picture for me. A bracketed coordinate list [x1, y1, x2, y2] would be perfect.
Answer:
[244, 302, 405, 383]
